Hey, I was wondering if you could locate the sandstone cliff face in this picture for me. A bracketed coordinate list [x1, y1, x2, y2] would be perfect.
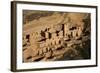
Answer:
[23, 10, 91, 62]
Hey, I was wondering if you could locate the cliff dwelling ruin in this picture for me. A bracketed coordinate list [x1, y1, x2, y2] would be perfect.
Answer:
[23, 10, 91, 62]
